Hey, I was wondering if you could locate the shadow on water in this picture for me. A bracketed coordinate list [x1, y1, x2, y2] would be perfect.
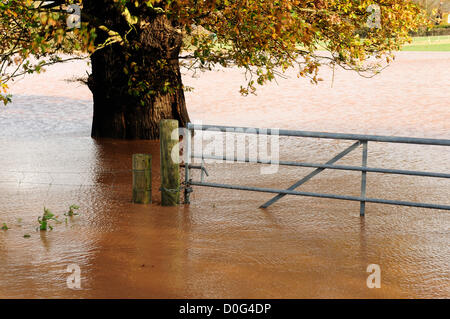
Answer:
[0, 52, 449, 298]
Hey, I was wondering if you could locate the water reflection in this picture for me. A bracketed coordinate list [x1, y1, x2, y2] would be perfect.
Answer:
[0, 52, 449, 298]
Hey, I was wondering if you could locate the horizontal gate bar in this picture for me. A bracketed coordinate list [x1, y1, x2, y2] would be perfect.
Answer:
[261, 141, 361, 209]
[187, 123, 450, 146]
[190, 181, 450, 211]
[192, 154, 450, 179]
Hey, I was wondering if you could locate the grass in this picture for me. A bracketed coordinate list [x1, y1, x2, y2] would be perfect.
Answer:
[37, 208, 59, 231]
[401, 35, 450, 51]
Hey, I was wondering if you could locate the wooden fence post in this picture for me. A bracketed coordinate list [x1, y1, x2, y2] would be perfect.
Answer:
[160, 119, 180, 206]
[132, 154, 152, 204]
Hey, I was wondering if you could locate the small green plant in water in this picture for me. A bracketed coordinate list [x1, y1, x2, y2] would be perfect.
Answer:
[15, 218, 23, 227]
[1, 223, 9, 230]
[37, 208, 59, 231]
[64, 205, 80, 217]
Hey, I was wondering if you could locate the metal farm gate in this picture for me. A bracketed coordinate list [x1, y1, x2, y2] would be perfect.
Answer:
[183, 123, 450, 216]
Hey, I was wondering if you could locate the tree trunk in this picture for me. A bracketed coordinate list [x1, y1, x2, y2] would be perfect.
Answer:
[85, 4, 189, 139]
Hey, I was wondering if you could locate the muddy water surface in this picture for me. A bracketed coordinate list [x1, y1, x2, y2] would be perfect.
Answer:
[0, 52, 449, 298]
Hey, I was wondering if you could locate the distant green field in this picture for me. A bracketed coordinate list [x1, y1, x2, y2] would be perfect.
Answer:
[401, 35, 450, 51]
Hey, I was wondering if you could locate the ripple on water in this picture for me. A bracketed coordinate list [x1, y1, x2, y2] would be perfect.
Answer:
[0, 52, 449, 298]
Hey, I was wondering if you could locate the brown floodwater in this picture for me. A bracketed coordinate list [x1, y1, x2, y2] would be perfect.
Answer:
[0, 52, 449, 298]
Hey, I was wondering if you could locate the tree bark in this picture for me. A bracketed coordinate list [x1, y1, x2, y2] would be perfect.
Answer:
[85, 4, 189, 139]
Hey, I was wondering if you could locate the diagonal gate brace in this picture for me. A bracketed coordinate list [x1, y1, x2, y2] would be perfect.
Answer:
[260, 141, 361, 208]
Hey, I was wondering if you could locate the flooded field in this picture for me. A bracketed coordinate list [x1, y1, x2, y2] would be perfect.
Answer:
[0, 52, 449, 298]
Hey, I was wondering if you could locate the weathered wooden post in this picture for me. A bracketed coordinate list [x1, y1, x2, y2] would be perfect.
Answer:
[132, 154, 152, 204]
[160, 119, 180, 206]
